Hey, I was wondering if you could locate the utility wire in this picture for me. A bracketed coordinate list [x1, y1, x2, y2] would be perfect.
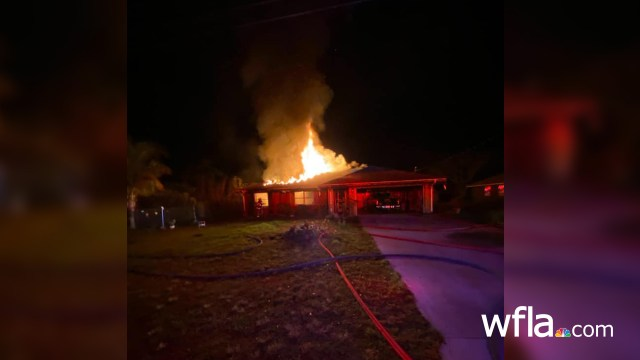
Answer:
[236, 0, 381, 28]
[135, 0, 383, 48]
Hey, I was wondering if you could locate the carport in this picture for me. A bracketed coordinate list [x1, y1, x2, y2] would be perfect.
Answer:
[320, 167, 445, 217]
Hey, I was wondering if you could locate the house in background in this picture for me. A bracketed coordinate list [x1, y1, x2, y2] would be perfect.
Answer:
[466, 174, 504, 201]
[462, 173, 504, 224]
[240, 166, 446, 218]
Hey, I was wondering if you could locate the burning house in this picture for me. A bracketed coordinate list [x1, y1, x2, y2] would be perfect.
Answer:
[239, 114, 444, 218]
[241, 166, 445, 218]
[239, 26, 447, 217]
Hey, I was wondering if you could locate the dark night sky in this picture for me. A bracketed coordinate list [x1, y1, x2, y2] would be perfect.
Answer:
[505, 2, 640, 80]
[2, 1, 639, 185]
[128, 0, 504, 182]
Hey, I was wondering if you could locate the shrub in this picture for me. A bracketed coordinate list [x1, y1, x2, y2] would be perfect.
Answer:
[282, 223, 320, 248]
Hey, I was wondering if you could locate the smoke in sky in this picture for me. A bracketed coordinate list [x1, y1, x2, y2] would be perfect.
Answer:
[241, 18, 355, 183]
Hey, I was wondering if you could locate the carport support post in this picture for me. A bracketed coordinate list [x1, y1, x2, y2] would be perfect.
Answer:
[422, 183, 433, 214]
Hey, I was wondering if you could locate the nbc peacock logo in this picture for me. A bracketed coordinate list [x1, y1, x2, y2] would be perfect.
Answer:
[555, 328, 571, 337]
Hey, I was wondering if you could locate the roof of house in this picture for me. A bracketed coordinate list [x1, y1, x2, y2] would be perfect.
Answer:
[242, 166, 445, 191]
[466, 174, 504, 188]
[319, 166, 444, 187]
[241, 167, 360, 191]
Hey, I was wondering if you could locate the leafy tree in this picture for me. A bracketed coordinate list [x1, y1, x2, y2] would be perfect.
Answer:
[421, 152, 489, 204]
[184, 159, 244, 220]
[127, 140, 171, 229]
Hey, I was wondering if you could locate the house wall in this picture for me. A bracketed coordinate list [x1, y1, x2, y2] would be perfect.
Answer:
[468, 184, 504, 202]
[316, 190, 328, 209]
[243, 181, 441, 217]
[244, 189, 328, 217]
[269, 191, 294, 215]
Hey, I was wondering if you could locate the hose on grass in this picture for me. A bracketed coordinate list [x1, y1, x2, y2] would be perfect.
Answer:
[128, 252, 496, 280]
[317, 232, 413, 360]
[128, 235, 263, 259]
[128, 232, 500, 359]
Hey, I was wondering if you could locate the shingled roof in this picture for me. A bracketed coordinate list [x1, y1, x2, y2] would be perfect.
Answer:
[319, 166, 444, 187]
[466, 174, 504, 188]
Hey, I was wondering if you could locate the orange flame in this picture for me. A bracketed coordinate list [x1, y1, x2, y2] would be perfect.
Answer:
[264, 124, 353, 185]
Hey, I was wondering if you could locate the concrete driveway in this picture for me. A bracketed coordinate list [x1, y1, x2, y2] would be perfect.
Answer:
[359, 214, 504, 360]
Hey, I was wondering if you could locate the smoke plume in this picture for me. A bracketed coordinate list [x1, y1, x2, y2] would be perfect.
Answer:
[241, 19, 355, 183]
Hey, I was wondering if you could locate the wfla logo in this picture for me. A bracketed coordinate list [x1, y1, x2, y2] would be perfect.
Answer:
[482, 306, 613, 338]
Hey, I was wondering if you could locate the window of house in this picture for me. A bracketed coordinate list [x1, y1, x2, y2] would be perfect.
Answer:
[254, 193, 269, 206]
[498, 184, 504, 196]
[484, 186, 492, 197]
[294, 191, 315, 205]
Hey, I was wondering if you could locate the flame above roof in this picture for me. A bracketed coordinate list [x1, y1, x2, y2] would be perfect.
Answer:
[242, 166, 444, 191]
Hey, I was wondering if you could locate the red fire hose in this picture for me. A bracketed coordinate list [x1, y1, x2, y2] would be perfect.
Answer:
[368, 232, 503, 255]
[317, 233, 413, 360]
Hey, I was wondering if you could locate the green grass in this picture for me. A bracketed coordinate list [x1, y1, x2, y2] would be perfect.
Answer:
[128, 221, 288, 257]
[128, 219, 443, 359]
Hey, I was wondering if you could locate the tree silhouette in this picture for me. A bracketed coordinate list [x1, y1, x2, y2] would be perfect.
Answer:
[127, 140, 171, 229]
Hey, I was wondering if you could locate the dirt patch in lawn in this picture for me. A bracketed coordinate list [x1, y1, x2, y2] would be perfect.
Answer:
[128, 220, 443, 359]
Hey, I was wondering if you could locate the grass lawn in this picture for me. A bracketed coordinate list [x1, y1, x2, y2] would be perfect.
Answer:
[128, 219, 443, 359]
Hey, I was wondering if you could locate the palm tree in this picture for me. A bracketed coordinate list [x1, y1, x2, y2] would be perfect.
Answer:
[127, 140, 171, 229]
